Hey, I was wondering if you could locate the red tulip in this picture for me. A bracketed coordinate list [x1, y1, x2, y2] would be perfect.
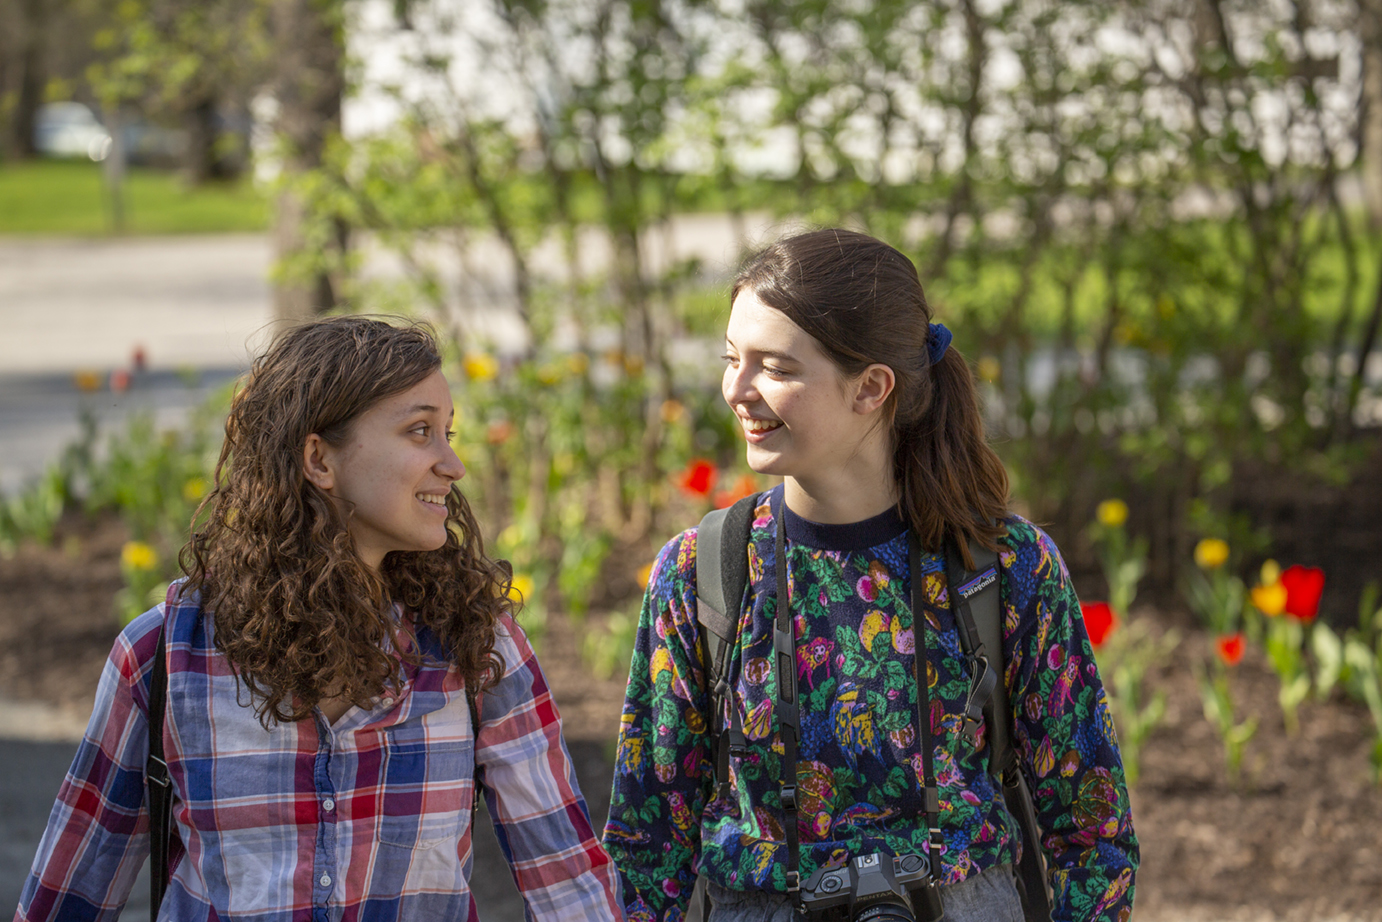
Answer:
[1216, 633, 1246, 667]
[678, 459, 717, 498]
[1080, 601, 1117, 648]
[1280, 565, 1325, 622]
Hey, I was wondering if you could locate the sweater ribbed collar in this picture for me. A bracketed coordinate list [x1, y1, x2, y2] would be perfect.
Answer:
[772, 484, 908, 552]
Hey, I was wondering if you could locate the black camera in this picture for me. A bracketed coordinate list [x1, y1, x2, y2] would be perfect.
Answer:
[796, 852, 944, 922]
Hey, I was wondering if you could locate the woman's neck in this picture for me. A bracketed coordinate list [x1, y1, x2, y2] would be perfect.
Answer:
[783, 457, 899, 525]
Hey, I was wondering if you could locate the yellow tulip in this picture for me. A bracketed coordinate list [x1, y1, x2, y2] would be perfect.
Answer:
[121, 541, 158, 571]
[1251, 582, 1287, 617]
[1194, 538, 1230, 570]
[1259, 559, 1280, 586]
[508, 574, 535, 603]
[567, 353, 590, 375]
[463, 353, 499, 382]
[1095, 499, 1129, 528]
[638, 562, 654, 588]
[182, 477, 209, 503]
[73, 370, 102, 392]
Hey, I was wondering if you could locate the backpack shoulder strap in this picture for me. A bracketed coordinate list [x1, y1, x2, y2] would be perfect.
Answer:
[955, 542, 1012, 776]
[689, 494, 757, 922]
[468, 685, 485, 820]
[944, 542, 1003, 761]
[694, 494, 758, 797]
[146, 623, 172, 922]
[946, 538, 1053, 922]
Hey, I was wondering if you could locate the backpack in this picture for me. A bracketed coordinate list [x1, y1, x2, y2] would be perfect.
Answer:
[693, 495, 1053, 922]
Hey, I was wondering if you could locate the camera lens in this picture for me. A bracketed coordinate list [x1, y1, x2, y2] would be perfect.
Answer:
[854, 903, 916, 922]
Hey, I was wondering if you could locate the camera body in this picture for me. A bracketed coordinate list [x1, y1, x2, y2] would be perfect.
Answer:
[797, 852, 944, 922]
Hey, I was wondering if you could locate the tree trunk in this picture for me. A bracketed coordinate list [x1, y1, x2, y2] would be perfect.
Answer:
[1361, 0, 1382, 230]
[270, 0, 345, 324]
[181, 94, 222, 185]
[8, 0, 46, 160]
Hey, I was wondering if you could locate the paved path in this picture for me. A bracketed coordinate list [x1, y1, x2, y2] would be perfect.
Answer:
[0, 217, 781, 496]
[0, 235, 276, 377]
[0, 234, 275, 496]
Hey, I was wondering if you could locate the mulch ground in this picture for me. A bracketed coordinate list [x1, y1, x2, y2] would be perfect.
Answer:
[2, 513, 1380, 921]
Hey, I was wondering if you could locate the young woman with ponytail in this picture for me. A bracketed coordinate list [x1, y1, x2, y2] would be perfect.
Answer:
[603, 229, 1137, 922]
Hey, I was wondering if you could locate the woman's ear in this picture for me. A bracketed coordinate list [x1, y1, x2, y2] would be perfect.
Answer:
[302, 433, 336, 491]
[852, 363, 896, 415]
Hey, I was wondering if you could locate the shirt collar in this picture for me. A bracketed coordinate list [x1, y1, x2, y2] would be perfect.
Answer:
[774, 484, 909, 551]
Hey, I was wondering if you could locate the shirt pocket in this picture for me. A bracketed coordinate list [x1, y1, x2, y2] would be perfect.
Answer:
[377, 716, 474, 849]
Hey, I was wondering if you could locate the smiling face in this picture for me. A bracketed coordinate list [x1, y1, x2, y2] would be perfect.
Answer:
[303, 369, 465, 572]
[722, 291, 896, 508]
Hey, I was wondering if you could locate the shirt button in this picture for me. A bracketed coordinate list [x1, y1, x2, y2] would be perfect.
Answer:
[380, 697, 394, 708]
[322, 797, 335, 812]
[319, 874, 331, 888]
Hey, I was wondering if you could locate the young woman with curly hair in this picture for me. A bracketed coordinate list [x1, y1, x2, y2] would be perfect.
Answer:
[603, 230, 1137, 922]
[17, 317, 623, 922]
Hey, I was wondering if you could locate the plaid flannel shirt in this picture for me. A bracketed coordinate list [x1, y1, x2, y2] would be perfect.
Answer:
[15, 583, 622, 922]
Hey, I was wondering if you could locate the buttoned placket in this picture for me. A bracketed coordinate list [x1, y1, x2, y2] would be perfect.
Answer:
[311, 712, 340, 922]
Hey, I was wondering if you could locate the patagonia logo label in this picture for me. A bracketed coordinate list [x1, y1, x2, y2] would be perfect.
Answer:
[957, 567, 998, 599]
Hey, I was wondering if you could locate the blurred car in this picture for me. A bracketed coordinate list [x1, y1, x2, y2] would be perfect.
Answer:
[33, 102, 113, 161]
[33, 101, 192, 166]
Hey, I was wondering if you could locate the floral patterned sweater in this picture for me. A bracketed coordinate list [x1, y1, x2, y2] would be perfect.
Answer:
[602, 488, 1137, 922]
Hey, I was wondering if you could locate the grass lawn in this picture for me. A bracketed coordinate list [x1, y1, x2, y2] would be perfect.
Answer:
[0, 158, 268, 235]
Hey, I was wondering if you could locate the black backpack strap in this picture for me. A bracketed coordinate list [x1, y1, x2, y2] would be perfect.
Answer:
[944, 539, 1052, 922]
[145, 625, 172, 921]
[691, 494, 757, 922]
[1003, 764, 1053, 922]
[944, 542, 1001, 749]
[693, 494, 757, 800]
[468, 685, 485, 820]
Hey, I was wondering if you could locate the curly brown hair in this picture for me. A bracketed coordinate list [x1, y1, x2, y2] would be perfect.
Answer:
[180, 316, 512, 725]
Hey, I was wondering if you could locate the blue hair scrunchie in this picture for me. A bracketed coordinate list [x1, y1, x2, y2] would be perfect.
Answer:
[927, 322, 952, 365]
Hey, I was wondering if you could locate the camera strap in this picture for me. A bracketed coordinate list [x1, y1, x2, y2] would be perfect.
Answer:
[909, 535, 945, 868]
[772, 496, 941, 897]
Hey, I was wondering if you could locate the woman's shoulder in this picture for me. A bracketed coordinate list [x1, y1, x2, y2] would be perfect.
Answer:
[996, 513, 1072, 589]
[105, 580, 201, 695]
[997, 513, 1060, 552]
[117, 604, 167, 663]
[645, 526, 699, 597]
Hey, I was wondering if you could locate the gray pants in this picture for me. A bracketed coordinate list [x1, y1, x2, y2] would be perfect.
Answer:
[704, 864, 1023, 922]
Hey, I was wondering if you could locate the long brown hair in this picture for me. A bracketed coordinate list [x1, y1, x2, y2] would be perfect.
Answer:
[732, 228, 1010, 566]
[181, 316, 511, 724]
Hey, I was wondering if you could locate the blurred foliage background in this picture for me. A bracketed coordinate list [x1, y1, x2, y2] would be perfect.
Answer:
[3, 0, 1381, 628]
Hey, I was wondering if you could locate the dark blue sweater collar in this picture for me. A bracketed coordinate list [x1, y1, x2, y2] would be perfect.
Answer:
[771, 484, 908, 552]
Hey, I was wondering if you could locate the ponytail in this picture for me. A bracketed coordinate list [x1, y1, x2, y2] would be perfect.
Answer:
[894, 346, 1009, 571]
